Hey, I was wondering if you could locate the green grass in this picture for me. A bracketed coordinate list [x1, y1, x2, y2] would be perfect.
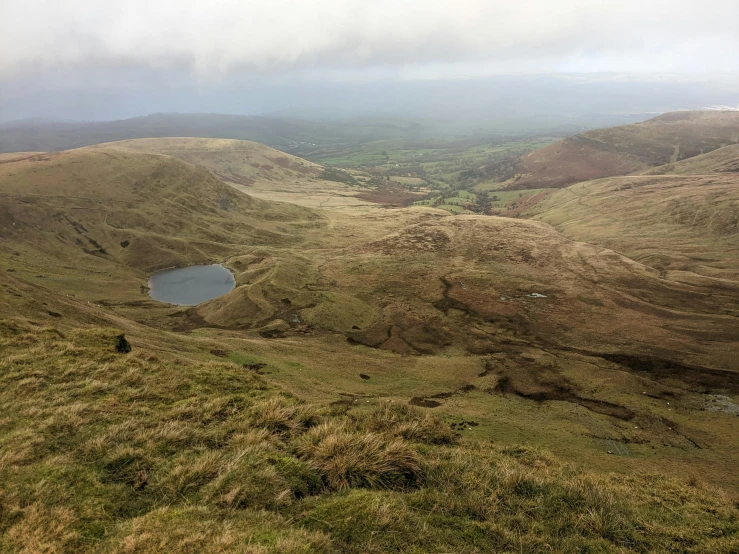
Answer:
[472, 187, 551, 209]
[1, 322, 737, 552]
[307, 137, 558, 189]
[227, 351, 267, 366]
[412, 189, 479, 213]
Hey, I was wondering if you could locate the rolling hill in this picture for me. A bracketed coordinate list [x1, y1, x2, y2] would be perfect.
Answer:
[91, 137, 322, 185]
[1, 123, 739, 552]
[91, 138, 374, 208]
[0, 146, 323, 318]
[510, 111, 739, 189]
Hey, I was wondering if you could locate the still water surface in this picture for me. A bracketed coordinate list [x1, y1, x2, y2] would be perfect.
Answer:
[148, 264, 235, 306]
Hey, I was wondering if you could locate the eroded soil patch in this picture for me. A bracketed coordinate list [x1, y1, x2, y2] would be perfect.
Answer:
[599, 353, 739, 394]
[408, 384, 478, 409]
[488, 358, 635, 420]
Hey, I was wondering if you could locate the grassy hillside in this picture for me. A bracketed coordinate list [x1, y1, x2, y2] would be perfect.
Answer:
[527, 174, 739, 281]
[100, 138, 389, 209]
[2, 131, 739, 551]
[511, 111, 739, 189]
[97, 138, 322, 185]
[645, 142, 739, 175]
[0, 147, 323, 321]
[1, 320, 737, 553]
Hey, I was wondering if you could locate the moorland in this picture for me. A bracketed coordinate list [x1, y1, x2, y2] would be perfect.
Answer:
[1, 111, 738, 552]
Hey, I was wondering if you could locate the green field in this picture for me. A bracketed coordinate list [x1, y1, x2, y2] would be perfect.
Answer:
[303, 136, 557, 189]
[297, 135, 557, 214]
[412, 187, 552, 214]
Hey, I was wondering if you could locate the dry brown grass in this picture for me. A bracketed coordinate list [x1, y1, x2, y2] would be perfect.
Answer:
[512, 111, 739, 189]
[2, 124, 739, 551]
[528, 173, 739, 280]
[0, 321, 737, 552]
[102, 137, 378, 209]
[296, 422, 423, 490]
[360, 403, 455, 444]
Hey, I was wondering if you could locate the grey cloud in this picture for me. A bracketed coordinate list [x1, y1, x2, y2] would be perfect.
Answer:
[2, 0, 739, 80]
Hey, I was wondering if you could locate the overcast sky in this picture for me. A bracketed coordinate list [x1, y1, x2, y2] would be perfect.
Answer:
[2, 0, 739, 81]
[1, 1, 738, 122]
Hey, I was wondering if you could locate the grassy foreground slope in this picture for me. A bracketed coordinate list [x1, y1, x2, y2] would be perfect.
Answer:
[511, 111, 739, 189]
[1, 320, 737, 553]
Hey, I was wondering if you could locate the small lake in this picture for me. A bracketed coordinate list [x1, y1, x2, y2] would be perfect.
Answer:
[148, 264, 236, 306]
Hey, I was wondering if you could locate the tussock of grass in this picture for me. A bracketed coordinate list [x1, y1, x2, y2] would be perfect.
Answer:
[295, 423, 423, 490]
[1, 320, 737, 552]
[359, 402, 456, 444]
[248, 396, 320, 435]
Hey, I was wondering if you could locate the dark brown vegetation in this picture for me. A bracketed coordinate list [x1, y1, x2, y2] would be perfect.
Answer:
[510, 111, 739, 189]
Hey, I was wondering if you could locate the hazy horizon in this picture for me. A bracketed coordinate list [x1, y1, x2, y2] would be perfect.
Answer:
[2, 73, 739, 126]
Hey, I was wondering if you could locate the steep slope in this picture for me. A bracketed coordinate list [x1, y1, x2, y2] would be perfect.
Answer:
[0, 146, 323, 309]
[527, 174, 739, 281]
[645, 142, 739, 175]
[2, 321, 737, 553]
[511, 111, 739, 189]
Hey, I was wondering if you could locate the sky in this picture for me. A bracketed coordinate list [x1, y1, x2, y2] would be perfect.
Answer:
[1, 0, 738, 121]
